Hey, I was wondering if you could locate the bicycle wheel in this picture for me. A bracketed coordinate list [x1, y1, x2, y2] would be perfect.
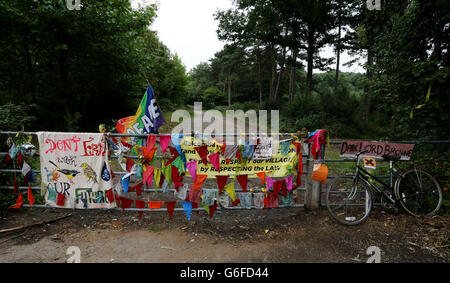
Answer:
[395, 169, 442, 217]
[326, 176, 373, 225]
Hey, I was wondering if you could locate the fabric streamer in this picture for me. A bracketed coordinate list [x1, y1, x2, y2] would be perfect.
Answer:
[135, 165, 143, 180]
[192, 202, 200, 215]
[216, 175, 229, 194]
[21, 161, 31, 176]
[208, 152, 221, 172]
[161, 165, 172, 184]
[135, 200, 146, 219]
[186, 160, 198, 182]
[56, 193, 66, 206]
[147, 135, 157, 149]
[285, 175, 293, 192]
[153, 168, 161, 191]
[129, 182, 143, 196]
[148, 201, 164, 209]
[161, 179, 171, 193]
[237, 174, 248, 192]
[181, 201, 193, 221]
[171, 134, 183, 156]
[143, 165, 154, 187]
[27, 185, 35, 206]
[106, 188, 115, 203]
[171, 165, 184, 191]
[165, 201, 176, 219]
[193, 174, 207, 190]
[202, 189, 218, 206]
[188, 187, 203, 203]
[194, 145, 209, 166]
[217, 194, 230, 208]
[175, 183, 188, 200]
[121, 175, 131, 194]
[171, 156, 184, 174]
[167, 147, 180, 165]
[273, 180, 283, 196]
[266, 176, 276, 190]
[224, 182, 236, 202]
[17, 153, 24, 168]
[47, 188, 57, 202]
[126, 158, 135, 172]
[208, 202, 218, 219]
[267, 192, 279, 208]
[120, 197, 133, 211]
[114, 195, 121, 207]
[256, 172, 266, 185]
[11, 192, 23, 209]
[200, 200, 210, 214]
[159, 135, 171, 154]
[280, 192, 295, 207]
[238, 192, 252, 209]
[253, 193, 265, 209]
[281, 180, 287, 198]
[9, 143, 18, 159]
[281, 140, 291, 155]
[24, 170, 35, 186]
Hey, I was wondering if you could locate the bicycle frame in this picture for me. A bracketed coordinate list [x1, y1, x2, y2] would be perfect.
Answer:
[353, 157, 401, 205]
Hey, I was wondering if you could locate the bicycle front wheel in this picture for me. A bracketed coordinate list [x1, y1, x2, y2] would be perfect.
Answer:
[395, 169, 442, 217]
[326, 176, 373, 225]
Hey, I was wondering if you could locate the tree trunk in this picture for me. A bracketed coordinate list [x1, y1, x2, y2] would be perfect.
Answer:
[268, 47, 275, 102]
[274, 44, 287, 102]
[305, 35, 314, 105]
[364, 50, 374, 121]
[289, 50, 298, 104]
[258, 53, 263, 106]
[227, 78, 231, 107]
[334, 23, 341, 99]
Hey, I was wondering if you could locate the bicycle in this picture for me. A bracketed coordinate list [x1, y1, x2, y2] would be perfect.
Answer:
[325, 150, 443, 225]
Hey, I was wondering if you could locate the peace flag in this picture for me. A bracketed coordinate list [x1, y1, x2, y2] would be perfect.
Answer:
[116, 86, 166, 142]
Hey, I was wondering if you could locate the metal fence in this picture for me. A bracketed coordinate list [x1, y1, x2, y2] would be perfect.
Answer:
[0, 131, 448, 213]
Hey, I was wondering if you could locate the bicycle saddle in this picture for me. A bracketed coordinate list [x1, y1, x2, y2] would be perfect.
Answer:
[381, 154, 401, 161]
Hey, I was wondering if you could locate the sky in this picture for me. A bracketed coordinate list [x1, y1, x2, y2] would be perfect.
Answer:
[133, 0, 364, 73]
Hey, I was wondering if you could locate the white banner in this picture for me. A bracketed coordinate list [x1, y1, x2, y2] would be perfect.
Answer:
[37, 132, 116, 209]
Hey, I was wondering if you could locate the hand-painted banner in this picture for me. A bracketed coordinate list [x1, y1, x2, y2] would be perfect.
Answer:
[181, 137, 297, 178]
[116, 85, 166, 142]
[37, 132, 116, 209]
[340, 140, 415, 160]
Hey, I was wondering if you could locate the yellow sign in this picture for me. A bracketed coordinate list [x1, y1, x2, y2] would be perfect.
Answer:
[180, 137, 298, 178]
[363, 158, 376, 170]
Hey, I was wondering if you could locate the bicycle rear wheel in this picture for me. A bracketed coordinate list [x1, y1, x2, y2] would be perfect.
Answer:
[326, 176, 373, 225]
[395, 169, 442, 217]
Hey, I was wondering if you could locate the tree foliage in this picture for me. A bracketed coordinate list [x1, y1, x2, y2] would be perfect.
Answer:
[0, 0, 188, 131]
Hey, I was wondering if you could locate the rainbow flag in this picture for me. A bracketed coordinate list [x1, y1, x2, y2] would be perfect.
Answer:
[116, 86, 166, 141]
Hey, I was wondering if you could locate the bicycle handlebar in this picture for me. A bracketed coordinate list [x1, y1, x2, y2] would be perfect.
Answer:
[356, 150, 369, 157]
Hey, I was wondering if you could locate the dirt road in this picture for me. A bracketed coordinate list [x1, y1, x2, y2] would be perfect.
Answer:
[0, 207, 448, 263]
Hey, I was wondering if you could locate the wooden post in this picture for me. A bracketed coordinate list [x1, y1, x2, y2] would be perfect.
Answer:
[305, 133, 327, 209]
